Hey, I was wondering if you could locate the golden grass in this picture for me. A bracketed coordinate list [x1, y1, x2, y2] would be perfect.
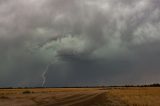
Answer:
[0, 87, 160, 106]
[0, 88, 98, 95]
[108, 87, 160, 106]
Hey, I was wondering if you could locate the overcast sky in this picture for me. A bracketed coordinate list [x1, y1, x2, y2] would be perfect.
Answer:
[0, 0, 160, 87]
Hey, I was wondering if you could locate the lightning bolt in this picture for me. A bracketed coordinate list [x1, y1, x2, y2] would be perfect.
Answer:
[41, 56, 59, 87]
[41, 63, 51, 87]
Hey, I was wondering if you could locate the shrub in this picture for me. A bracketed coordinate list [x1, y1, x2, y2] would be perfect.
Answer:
[22, 90, 31, 94]
[0, 96, 9, 99]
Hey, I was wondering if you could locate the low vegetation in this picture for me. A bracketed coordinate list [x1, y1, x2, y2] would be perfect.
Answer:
[0, 95, 9, 99]
[108, 87, 160, 106]
[0, 87, 160, 106]
[22, 90, 32, 94]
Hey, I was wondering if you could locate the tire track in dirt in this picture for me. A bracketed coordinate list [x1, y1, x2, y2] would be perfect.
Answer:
[45, 91, 106, 106]
[65, 93, 104, 106]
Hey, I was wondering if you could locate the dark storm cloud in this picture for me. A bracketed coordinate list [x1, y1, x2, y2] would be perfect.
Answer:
[0, 0, 160, 87]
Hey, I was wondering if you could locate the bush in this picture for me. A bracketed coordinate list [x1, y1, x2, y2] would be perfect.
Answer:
[22, 90, 31, 94]
[0, 96, 9, 99]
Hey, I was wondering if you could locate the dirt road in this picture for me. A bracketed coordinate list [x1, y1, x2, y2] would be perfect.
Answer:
[45, 91, 107, 106]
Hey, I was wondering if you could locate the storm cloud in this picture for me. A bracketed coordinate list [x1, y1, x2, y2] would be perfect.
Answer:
[0, 0, 160, 87]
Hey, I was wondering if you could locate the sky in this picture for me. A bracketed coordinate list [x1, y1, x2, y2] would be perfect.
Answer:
[0, 0, 160, 87]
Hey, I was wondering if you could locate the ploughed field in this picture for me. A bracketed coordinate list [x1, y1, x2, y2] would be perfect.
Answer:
[0, 87, 160, 106]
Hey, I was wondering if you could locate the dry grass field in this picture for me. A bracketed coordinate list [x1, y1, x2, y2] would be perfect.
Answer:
[108, 87, 160, 106]
[0, 87, 160, 106]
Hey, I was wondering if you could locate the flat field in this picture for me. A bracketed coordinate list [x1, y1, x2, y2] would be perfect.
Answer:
[0, 87, 160, 106]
